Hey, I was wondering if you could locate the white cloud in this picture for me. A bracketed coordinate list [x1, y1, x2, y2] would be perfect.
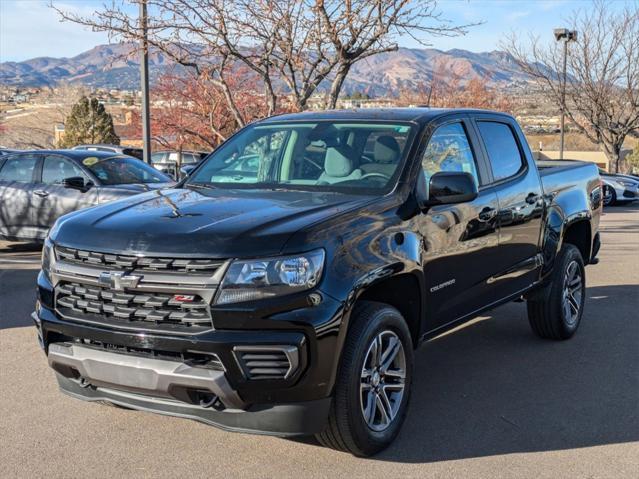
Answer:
[505, 10, 532, 22]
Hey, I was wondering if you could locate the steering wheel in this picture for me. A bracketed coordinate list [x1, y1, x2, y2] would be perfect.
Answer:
[359, 172, 391, 181]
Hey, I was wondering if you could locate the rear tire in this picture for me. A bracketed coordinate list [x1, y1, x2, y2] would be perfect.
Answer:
[603, 185, 616, 206]
[527, 244, 586, 340]
[316, 301, 413, 457]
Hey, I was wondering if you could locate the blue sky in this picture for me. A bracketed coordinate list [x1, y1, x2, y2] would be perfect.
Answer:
[0, 0, 632, 62]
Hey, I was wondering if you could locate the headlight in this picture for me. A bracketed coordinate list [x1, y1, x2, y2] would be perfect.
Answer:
[41, 238, 54, 282]
[215, 249, 325, 305]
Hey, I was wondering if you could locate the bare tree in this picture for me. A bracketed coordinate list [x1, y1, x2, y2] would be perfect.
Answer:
[315, 0, 476, 108]
[53, 0, 474, 118]
[503, 1, 639, 172]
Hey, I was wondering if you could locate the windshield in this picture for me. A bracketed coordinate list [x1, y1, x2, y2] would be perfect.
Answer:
[187, 121, 416, 192]
[86, 156, 171, 185]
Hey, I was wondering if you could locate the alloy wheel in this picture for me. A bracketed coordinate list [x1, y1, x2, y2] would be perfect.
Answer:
[562, 260, 583, 326]
[603, 186, 613, 206]
[360, 330, 406, 432]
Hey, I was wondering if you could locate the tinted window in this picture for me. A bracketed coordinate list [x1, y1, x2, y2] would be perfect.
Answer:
[182, 153, 198, 164]
[422, 123, 479, 184]
[42, 156, 87, 184]
[0, 155, 38, 183]
[477, 121, 524, 181]
[122, 148, 144, 160]
[86, 156, 171, 185]
[151, 152, 167, 163]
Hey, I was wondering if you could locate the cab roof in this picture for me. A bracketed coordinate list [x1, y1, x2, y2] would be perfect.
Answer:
[261, 107, 513, 124]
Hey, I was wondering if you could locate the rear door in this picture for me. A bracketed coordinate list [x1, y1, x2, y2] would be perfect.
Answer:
[0, 153, 40, 239]
[30, 154, 98, 235]
[416, 116, 502, 329]
[472, 115, 544, 297]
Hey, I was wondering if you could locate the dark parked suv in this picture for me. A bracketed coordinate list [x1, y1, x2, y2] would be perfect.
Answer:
[34, 109, 602, 456]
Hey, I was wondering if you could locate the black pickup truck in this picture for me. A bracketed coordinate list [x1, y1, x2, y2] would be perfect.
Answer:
[34, 109, 602, 456]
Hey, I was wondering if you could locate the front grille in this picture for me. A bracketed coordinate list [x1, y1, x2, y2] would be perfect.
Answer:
[56, 281, 212, 332]
[234, 346, 298, 380]
[55, 246, 223, 274]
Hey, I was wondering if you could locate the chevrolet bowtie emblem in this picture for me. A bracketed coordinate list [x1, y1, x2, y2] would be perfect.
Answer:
[98, 271, 142, 291]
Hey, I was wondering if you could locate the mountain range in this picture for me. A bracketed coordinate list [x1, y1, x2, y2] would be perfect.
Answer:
[0, 43, 530, 95]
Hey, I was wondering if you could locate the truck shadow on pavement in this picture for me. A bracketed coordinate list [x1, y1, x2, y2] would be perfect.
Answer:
[2, 269, 637, 462]
[376, 284, 639, 463]
[0, 268, 39, 330]
[299, 284, 639, 462]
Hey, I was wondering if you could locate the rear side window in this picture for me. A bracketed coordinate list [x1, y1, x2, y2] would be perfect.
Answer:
[422, 122, 479, 184]
[477, 121, 524, 181]
[0, 155, 38, 183]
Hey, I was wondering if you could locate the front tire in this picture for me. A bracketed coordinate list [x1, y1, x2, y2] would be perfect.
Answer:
[527, 244, 586, 339]
[316, 301, 413, 456]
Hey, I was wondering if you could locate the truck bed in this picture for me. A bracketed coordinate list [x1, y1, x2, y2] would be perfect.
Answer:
[536, 160, 600, 197]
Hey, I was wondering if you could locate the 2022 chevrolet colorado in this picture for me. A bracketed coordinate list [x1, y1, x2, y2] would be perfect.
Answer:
[34, 109, 602, 456]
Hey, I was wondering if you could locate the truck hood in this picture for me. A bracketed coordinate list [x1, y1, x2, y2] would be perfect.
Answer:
[98, 182, 176, 202]
[52, 187, 373, 257]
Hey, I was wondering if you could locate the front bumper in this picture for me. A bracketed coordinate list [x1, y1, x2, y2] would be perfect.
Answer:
[34, 269, 347, 436]
[55, 373, 330, 436]
[47, 342, 245, 408]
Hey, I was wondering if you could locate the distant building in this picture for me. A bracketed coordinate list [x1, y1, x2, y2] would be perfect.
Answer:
[534, 149, 634, 172]
[54, 124, 65, 146]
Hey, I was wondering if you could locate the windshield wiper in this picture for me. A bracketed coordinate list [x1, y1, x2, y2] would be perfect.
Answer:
[186, 183, 216, 191]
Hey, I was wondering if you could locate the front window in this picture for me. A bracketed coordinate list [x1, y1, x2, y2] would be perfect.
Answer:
[422, 122, 479, 185]
[187, 121, 416, 193]
[84, 156, 171, 185]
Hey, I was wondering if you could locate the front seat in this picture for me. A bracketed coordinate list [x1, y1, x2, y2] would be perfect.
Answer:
[361, 136, 400, 176]
[318, 145, 362, 184]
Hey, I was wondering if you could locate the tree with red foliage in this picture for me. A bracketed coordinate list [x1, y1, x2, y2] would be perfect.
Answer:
[398, 67, 513, 112]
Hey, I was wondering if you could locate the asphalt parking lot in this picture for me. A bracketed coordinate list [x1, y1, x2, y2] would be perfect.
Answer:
[1, 203, 638, 479]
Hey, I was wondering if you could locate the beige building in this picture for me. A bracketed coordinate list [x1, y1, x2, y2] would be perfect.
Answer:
[534, 150, 609, 171]
[533, 149, 634, 172]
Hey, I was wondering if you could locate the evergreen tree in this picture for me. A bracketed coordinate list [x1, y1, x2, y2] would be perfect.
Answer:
[58, 96, 119, 148]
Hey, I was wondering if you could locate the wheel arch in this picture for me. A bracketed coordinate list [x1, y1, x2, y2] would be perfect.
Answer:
[355, 272, 424, 347]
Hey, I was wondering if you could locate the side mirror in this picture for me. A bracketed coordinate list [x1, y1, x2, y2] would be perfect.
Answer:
[420, 171, 478, 209]
[62, 176, 87, 190]
[180, 164, 196, 177]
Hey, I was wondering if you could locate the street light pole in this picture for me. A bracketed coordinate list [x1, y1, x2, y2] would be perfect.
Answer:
[140, 0, 151, 164]
[553, 28, 577, 161]
[560, 39, 568, 160]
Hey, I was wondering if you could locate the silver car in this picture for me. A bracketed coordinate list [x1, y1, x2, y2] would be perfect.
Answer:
[600, 170, 639, 206]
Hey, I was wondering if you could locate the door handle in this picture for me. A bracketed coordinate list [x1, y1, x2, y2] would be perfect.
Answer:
[33, 190, 49, 198]
[478, 207, 496, 222]
[526, 193, 541, 205]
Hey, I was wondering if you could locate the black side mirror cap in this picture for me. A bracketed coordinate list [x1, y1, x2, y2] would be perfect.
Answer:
[62, 176, 87, 190]
[421, 171, 478, 208]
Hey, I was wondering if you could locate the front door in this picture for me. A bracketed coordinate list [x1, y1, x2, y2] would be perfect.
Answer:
[30, 154, 98, 237]
[415, 119, 501, 330]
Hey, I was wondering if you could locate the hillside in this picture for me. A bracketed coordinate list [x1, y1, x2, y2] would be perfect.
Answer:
[0, 43, 530, 94]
